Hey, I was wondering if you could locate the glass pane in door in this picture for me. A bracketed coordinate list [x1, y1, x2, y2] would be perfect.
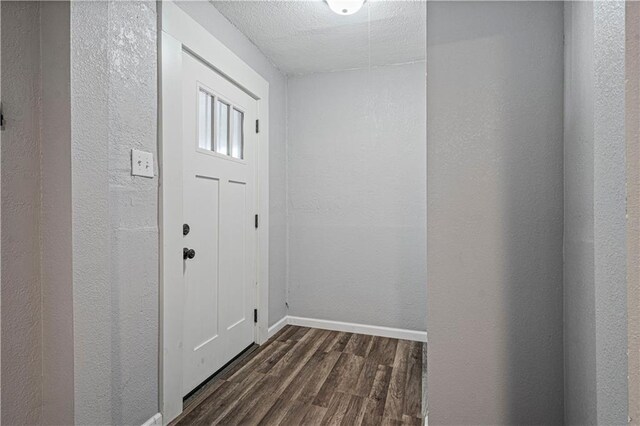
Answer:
[198, 89, 214, 151]
[216, 100, 229, 155]
[231, 108, 244, 159]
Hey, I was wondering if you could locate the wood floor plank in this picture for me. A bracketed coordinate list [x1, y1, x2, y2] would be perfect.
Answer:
[342, 394, 368, 425]
[279, 350, 326, 401]
[255, 397, 292, 426]
[321, 392, 352, 425]
[289, 326, 312, 341]
[401, 414, 423, 425]
[182, 377, 225, 413]
[296, 350, 341, 404]
[178, 371, 263, 425]
[235, 381, 282, 425]
[175, 380, 239, 425]
[316, 330, 341, 353]
[353, 357, 379, 397]
[278, 399, 309, 425]
[383, 340, 411, 421]
[300, 404, 328, 425]
[175, 326, 423, 426]
[328, 332, 352, 352]
[269, 329, 330, 392]
[268, 328, 324, 377]
[313, 353, 352, 407]
[255, 340, 295, 374]
[270, 324, 292, 341]
[369, 336, 399, 367]
[362, 365, 393, 425]
[344, 333, 373, 357]
[216, 374, 279, 425]
[403, 340, 422, 418]
[335, 353, 365, 394]
[274, 325, 297, 342]
[381, 417, 404, 426]
[224, 342, 285, 383]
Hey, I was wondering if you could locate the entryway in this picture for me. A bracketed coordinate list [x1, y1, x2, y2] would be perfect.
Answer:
[161, 2, 271, 421]
[180, 48, 258, 396]
[160, 1, 426, 424]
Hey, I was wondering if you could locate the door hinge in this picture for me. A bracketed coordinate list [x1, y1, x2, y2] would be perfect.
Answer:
[255, 214, 259, 229]
[255, 119, 259, 134]
[1, 102, 5, 131]
[254, 309, 258, 323]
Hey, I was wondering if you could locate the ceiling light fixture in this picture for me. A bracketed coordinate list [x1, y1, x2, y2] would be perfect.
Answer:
[326, 0, 365, 16]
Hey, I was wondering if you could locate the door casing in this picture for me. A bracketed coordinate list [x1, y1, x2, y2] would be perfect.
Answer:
[159, 2, 270, 423]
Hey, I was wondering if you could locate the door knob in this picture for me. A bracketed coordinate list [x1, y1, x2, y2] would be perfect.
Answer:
[183, 224, 190, 236]
[183, 248, 196, 260]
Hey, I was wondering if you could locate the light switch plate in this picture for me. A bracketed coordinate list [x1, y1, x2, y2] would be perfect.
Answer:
[131, 149, 154, 178]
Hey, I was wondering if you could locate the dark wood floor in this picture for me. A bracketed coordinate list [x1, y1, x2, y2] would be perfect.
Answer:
[172, 325, 423, 426]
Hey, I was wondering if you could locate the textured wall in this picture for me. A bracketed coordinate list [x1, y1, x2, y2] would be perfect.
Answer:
[564, 3, 628, 424]
[626, 2, 640, 422]
[287, 62, 427, 331]
[593, 2, 627, 423]
[71, 1, 158, 424]
[1, 3, 43, 424]
[427, 2, 564, 424]
[107, 2, 158, 423]
[40, 2, 74, 424]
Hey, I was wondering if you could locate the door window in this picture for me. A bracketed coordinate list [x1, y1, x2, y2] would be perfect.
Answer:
[198, 86, 245, 160]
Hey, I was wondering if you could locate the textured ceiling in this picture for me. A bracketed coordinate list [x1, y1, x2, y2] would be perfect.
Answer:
[211, 0, 426, 75]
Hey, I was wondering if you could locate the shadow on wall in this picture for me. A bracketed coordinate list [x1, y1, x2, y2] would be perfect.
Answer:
[427, 2, 564, 424]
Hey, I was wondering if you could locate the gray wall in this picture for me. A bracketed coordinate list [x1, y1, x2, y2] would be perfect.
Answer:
[286, 63, 427, 331]
[427, 2, 564, 424]
[564, 2, 628, 425]
[40, 2, 73, 424]
[564, 2, 597, 423]
[176, 1, 288, 327]
[593, 2, 627, 423]
[71, 1, 158, 424]
[1, 3, 43, 424]
[626, 2, 640, 422]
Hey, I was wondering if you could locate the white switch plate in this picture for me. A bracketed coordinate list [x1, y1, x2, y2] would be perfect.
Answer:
[131, 149, 154, 178]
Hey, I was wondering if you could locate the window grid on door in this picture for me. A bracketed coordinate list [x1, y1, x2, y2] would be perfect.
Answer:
[198, 86, 244, 160]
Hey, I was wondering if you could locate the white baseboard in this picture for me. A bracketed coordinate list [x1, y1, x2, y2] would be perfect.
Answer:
[273, 315, 427, 342]
[267, 315, 288, 339]
[142, 413, 162, 426]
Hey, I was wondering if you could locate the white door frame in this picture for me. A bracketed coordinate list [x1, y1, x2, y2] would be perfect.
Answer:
[159, 2, 269, 423]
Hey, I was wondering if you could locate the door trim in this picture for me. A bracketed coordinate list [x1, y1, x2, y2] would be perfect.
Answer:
[159, 2, 270, 423]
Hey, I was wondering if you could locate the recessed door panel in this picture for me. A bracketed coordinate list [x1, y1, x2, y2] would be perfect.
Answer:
[220, 180, 246, 331]
[185, 176, 219, 351]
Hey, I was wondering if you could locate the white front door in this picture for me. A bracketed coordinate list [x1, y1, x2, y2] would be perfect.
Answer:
[181, 51, 257, 395]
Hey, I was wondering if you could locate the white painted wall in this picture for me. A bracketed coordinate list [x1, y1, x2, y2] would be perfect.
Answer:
[427, 2, 564, 423]
[593, 4, 627, 423]
[564, 2, 628, 424]
[70, 2, 159, 424]
[286, 62, 427, 331]
[176, 1, 288, 327]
